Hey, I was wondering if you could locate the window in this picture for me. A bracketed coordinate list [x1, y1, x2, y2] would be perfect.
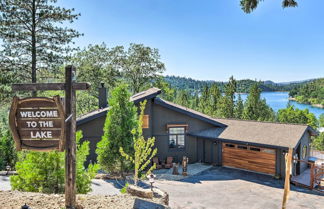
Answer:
[250, 147, 261, 152]
[142, 115, 149, 129]
[168, 127, 185, 149]
[302, 145, 307, 159]
[225, 144, 235, 148]
[237, 145, 247, 150]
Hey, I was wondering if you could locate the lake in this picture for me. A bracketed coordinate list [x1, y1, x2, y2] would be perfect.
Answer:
[237, 92, 324, 119]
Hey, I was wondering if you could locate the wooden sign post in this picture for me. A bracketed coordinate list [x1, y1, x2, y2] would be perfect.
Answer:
[282, 148, 293, 209]
[10, 65, 90, 209]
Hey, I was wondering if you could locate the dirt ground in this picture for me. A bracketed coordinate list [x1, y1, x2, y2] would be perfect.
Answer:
[0, 190, 167, 209]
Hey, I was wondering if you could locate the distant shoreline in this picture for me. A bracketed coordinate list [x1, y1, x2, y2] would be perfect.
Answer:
[288, 97, 324, 109]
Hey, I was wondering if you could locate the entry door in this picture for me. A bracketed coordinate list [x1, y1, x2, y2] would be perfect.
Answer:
[222, 143, 276, 175]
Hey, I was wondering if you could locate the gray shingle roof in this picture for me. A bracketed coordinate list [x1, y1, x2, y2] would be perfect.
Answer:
[130, 87, 161, 103]
[214, 118, 316, 148]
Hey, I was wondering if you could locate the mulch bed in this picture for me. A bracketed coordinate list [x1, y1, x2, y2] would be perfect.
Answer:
[0, 190, 168, 209]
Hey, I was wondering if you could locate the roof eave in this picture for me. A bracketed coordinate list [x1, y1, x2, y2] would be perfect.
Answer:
[76, 109, 108, 126]
[131, 89, 162, 104]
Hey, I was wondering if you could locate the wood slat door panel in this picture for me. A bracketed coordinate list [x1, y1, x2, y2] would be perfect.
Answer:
[222, 143, 276, 175]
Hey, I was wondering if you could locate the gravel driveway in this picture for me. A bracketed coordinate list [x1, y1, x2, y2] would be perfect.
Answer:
[154, 167, 324, 209]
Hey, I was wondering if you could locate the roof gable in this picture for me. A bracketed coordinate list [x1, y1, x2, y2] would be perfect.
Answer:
[130, 87, 161, 103]
[154, 98, 226, 128]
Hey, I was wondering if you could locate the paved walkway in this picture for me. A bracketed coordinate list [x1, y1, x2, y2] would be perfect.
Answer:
[0, 175, 11, 191]
[0, 175, 121, 195]
[153, 163, 212, 181]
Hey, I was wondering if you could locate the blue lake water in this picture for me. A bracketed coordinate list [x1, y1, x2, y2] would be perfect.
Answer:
[236, 92, 324, 119]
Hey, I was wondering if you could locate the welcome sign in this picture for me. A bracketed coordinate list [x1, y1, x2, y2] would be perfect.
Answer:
[9, 96, 65, 151]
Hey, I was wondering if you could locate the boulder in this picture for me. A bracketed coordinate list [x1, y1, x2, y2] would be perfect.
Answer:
[127, 185, 153, 199]
[153, 188, 169, 206]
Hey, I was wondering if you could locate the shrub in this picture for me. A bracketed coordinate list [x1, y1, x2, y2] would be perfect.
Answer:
[0, 109, 17, 170]
[10, 131, 99, 194]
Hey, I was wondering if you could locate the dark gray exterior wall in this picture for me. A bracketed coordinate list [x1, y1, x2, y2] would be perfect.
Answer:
[151, 101, 215, 163]
[293, 131, 311, 175]
[77, 115, 106, 164]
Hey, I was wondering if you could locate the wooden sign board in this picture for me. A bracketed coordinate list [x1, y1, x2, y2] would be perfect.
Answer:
[9, 96, 65, 151]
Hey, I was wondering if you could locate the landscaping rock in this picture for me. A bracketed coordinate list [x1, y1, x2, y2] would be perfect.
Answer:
[0, 190, 167, 209]
[153, 188, 169, 206]
[127, 185, 153, 199]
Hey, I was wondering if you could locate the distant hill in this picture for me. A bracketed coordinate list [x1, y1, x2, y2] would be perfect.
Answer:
[164, 75, 315, 93]
[289, 78, 324, 107]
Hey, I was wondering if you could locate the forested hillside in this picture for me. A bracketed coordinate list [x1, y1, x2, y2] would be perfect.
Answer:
[164, 75, 311, 94]
[289, 78, 324, 107]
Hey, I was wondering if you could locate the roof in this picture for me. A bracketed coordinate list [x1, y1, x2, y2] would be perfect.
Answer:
[130, 87, 161, 103]
[77, 107, 109, 126]
[154, 98, 226, 128]
[77, 88, 162, 125]
[188, 128, 225, 139]
[213, 118, 317, 149]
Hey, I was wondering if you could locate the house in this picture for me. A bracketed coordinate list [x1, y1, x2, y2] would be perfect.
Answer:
[77, 87, 317, 178]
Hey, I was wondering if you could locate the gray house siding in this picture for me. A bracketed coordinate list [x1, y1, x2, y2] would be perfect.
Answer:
[293, 131, 311, 175]
[77, 115, 106, 164]
[151, 102, 215, 163]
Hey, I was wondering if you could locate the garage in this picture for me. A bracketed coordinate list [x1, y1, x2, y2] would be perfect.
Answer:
[222, 143, 276, 175]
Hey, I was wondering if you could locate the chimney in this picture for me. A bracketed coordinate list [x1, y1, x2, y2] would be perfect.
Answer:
[98, 82, 108, 109]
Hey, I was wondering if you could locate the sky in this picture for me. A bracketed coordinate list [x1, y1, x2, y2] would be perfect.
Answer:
[60, 0, 324, 82]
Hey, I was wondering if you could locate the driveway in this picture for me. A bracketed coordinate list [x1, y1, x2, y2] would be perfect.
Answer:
[154, 167, 324, 209]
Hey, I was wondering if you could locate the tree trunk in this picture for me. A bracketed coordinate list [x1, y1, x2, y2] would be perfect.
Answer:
[31, 0, 37, 97]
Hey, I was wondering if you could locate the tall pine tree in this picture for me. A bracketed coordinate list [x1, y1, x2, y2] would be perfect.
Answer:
[96, 84, 138, 176]
[218, 76, 237, 118]
[0, 0, 81, 96]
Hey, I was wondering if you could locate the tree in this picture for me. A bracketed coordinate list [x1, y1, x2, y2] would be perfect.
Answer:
[0, 0, 81, 96]
[96, 84, 138, 176]
[319, 114, 324, 128]
[208, 84, 221, 116]
[0, 108, 17, 170]
[242, 83, 274, 121]
[10, 131, 99, 194]
[235, 94, 244, 119]
[240, 0, 298, 13]
[199, 85, 210, 114]
[218, 76, 237, 118]
[312, 132, 324, 151]
[277, 106, 318, 129]
[176, 90, 190, 108]
[120, 43, 165, 94]
[71, 43, 121, 98]
[120, 100, 157, 186]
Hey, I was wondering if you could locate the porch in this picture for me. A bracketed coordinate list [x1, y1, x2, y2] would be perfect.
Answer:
[291, 161, 324, 192]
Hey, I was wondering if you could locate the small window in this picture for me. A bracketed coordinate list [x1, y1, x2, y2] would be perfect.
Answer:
[250, 147, 261, 152]
[225, 144, 235, 148]
[237, 145, 247, 150]
[302, 145, 307, 159]
[169, 127, 185, 149]
[142, 115, 149, 129]
[262, 149, 275, 154]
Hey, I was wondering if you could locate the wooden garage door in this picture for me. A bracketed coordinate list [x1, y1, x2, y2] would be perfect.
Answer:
[222, 143, 276, 175]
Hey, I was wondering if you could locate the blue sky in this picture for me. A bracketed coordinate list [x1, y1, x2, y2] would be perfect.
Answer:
[61, 0, 324, 82]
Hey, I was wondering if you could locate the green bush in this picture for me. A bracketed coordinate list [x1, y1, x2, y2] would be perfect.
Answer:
[0, 109, 17, 170]
[10, 131, 99, 194]
[312, 132, 324, 151]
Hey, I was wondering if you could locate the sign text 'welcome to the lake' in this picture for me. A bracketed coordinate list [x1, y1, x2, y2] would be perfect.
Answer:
[9, 96, 65, 151]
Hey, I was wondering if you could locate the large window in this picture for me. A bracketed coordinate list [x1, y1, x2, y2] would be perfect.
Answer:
[168, 127, 185, 149]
